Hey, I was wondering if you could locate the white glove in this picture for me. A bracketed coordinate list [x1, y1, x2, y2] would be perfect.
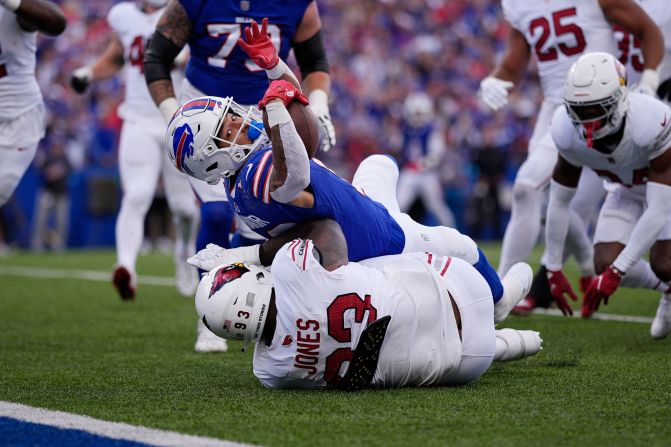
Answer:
[478, 76, 514, 111]
[0, 0, 21, 12]
[309, 89, 336, 152]
[631, 68, 660, 97]
[187, 243, 261, 272]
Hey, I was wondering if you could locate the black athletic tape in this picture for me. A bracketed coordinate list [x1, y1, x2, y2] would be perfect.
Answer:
[293, 30, 330, 79]
[144, 32, 183, 84]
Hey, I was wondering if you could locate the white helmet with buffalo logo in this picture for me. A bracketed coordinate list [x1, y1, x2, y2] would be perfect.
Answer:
[195, 263, 273, 346]
[564, 52, 629, 147]
[166, 96, 268, 184]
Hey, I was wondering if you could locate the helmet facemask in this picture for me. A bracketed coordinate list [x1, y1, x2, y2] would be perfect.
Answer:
[201, 99, 268, 182]
[565, 88, 626, 149]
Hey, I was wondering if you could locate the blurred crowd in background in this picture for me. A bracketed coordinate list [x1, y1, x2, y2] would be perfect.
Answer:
[0, 0, 544, 252]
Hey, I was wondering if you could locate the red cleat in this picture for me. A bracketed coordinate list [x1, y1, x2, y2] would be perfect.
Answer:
[112, 266, 136, 301]
[511, 296, 537, 316]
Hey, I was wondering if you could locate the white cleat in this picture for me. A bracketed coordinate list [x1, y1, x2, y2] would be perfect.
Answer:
[494, 328, 543, 362]
[175, 260, 199, 297]
[494, 262, 533, 324]
[650, 294, 671, 340]
[195, 318, 228, 353]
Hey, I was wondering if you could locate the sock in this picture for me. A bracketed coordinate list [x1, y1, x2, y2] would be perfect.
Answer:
[622, 259, 670, 291]
[473, 248, 504, 303]
[196, 201, 234, 275]
[564, 211, 596, 277]
[498, 184, 544, 276]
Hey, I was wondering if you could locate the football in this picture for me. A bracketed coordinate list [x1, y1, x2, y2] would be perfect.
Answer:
[263, 100, 320, 159]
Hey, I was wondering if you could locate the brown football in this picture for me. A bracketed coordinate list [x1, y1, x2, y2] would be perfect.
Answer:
[263, 100, 319, 159]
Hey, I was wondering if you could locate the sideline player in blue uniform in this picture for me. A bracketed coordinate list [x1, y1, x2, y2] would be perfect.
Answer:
[143, 0, 335, 261]
[167, 20, 533, 326]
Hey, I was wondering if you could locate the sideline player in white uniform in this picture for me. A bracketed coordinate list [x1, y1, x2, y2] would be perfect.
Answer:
[0, 0, 65, 206]
[542, 52, 671, 339]
[478, 0, 664, 309]
[194, 219, 542, 390]
[69, 0, 199, 300]
[613, 0, 671, 99]
[396, 92, 456, 228]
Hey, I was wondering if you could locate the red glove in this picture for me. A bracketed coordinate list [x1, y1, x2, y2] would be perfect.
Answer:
[579, 275, 595, 318]
[582, 266, 623, 314]
[237, 18, 279, 70]
[546, 269, 578, 317]
[258, 80, 309, 110]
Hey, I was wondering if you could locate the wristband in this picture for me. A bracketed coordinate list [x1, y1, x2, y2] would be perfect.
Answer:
[308, 89, 329, 115]
[640, 68, 661, 91]
[265, 100, 291, 128]
[0, 0, 21, 11]
[159, 97, 180, 124]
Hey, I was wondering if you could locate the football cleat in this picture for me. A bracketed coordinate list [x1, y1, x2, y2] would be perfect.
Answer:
[494, 262, 533, 324]
[650, 294, 671, 340]
[494, 328, 543, 362]
[511, 296, 537, 317]
[112, 265, 136, 301]
[194, 318, 229, 353]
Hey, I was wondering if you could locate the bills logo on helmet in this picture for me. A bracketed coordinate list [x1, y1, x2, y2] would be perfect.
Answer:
[172, 123, 196, 176]
[209, 264, 248, 298]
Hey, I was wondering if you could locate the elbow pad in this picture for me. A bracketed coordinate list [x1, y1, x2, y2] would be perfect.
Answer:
[144, 31, 183, 84]
[293, 30, 330, 79]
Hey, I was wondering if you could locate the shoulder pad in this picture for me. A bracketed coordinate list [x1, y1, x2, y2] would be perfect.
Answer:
[629, 94, 671, 148]
[550, 106, 575, 151]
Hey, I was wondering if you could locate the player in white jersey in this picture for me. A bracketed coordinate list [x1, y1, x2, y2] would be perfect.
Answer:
[0, 0, 65, 206]
[613, 0, 671, 100]
[69, 0, 199, 301]
[479, 0, 664, 314]
[542, 52, 671, 338]
[193, 219, 542, 390]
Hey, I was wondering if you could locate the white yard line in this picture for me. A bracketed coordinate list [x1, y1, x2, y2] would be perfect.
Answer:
[0, 264, 655, 324]
[0, 264, 174, 286]
[0, 401, 260, 447]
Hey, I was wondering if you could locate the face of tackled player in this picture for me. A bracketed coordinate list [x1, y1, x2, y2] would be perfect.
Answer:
[216, 113, 255, 148]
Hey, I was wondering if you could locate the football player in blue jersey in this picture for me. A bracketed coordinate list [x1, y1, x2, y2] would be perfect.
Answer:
[143, 1, 334, 352]
[167, 20, 533, 327]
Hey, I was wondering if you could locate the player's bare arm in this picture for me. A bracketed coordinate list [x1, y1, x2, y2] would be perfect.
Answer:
[600, 0, 664, 71]
[479, 28, 530, 111]
[490, 28, 531, 84]
[259, 219, 348, 271]
[293, 1, 331, 96]
[551, 155, 582, 188]
[144, 0, 191, 114]
[12, 0, 66, 36]
[89, 35, 125, 80]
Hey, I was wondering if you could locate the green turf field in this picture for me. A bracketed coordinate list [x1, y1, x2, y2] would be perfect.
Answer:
[1, 244, 670, 447]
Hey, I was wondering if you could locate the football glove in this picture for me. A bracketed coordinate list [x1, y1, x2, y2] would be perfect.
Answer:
[582, 265, 623, 314]
[187, 243, 261, 272]
[238, 18, 279, 71]
[478, 76, 513, 111]
[258, 80, 309, 110]
[546, 269, 578, 317]
[70, 66, 92, 94]
[309, 90, 336, 152]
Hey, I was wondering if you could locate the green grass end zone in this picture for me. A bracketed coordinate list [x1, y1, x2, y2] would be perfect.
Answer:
[1, 246, 670, 447]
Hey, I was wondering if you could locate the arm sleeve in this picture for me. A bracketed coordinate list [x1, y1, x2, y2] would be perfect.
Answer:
[612, 182, 671, 273]
[541, 180, 577, 271]
[266, 102, 311, 204]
